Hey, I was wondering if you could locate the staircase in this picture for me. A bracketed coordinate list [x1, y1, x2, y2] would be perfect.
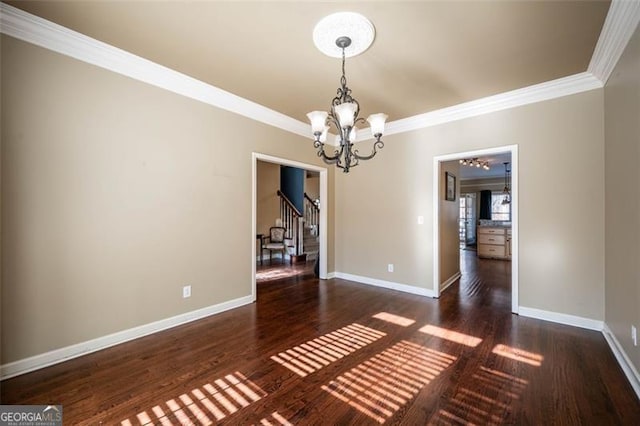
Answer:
[303, 193, 320, 261]
[275, 191, 320, 263]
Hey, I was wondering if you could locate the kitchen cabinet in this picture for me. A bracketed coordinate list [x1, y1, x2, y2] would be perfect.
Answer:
[478, 227, 511, 260]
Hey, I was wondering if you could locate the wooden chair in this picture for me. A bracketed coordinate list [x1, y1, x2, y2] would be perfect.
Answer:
[262, 226, 288, 264]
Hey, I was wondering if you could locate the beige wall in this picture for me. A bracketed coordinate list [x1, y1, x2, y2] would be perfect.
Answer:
[604, 25, 640, 372]
[0, 35, 334, 363]
[256, 161, 280, 237]
[439, 161, 460, 286]
[336, 89, 605, 320]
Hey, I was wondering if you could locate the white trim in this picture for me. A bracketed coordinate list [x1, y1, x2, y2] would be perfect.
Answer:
[326, 272, 337, 279]
[319, 168, 328, 279]
[365, 73, 602, 140]
[0, 3, 309, 138]
[439, 272, 461, 296]
[0, 295, 254, 380]
[251, 153, 328, 300]
[252, 156, 258, 301]
[518, 306, 604, 331]
[0, 3, 609, 145]
[334, 272, 437, 298]
[433, 145, 519, 313]
[588, 0, 640, 84]
[432, 157, 441, 300]
[602, 323, 640, 399]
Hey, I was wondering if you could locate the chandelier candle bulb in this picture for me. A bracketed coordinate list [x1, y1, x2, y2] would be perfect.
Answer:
[307, 111, 328, 134]
[367, 113, 388, 136]
[319, 126, 329, 143]
[334, 102, 357, 128]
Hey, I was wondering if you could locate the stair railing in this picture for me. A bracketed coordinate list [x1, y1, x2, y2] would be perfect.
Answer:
[277, 190, 303, 256]
[304, 193, 320, 234]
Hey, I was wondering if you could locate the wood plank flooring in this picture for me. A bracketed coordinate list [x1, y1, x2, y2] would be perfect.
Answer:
[2, 251, 639, 424]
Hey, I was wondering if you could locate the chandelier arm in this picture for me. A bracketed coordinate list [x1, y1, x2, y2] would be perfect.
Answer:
[347, 150, 359, 169]
[315, 141, 345, 163]
[352, 137, 384, 161]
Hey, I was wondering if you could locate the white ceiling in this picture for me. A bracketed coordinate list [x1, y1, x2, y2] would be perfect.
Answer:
[6, 0, 611, 125]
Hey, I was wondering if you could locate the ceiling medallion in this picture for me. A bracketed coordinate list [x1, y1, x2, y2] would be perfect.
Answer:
[312, 12, 375, 58]
[307, 12, 386, 173]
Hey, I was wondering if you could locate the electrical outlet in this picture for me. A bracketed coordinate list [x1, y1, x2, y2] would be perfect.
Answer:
[632, 325, 637, 347]
[183, 285, 191, 299]
[388, 264, 394, 273]
[417, 216, 424, 225]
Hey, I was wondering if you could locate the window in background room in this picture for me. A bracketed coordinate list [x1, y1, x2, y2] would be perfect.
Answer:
[491, 194, 511, 221]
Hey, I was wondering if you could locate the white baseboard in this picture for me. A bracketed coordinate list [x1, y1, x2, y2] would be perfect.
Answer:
[518, 306, 604, 331]
[439, 271, 461, 296]
[0, 295, 254, 380]
[326, 272, 336, 279]
[333, 272, 436, 298]
[602, 323, 640, 399]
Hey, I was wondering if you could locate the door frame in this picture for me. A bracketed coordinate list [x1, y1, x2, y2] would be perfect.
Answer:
[459, 193, 477, 247]
[433, 145, 519, 313]
[252, 153, 328, 300]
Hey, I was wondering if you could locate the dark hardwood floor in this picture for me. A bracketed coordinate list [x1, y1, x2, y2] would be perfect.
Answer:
[255, 258, 314, 283]
[2, 251, 639, 425]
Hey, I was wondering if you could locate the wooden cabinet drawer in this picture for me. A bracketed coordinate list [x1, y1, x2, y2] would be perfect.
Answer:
[478, 227, 505, 235]
[478, 234, 506, 245]
[478, 244, 506, 257]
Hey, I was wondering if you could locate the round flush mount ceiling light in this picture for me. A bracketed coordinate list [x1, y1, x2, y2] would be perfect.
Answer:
[312, 12, 375, 58]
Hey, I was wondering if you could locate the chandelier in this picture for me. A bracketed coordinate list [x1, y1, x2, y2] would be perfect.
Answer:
[459, 158, 490, 170]
[502, 162, 511, 204]
[307, 13, 387, 173]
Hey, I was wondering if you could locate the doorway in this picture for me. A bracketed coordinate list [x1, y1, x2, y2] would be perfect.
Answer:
[459, 193, 477, 249]
[251, 153, 328, 301]
[433, 145, 518, 313]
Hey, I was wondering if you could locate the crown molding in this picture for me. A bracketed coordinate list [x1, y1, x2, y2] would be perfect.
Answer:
[0, 1, 626, 143]
[588, 0, 640, 84]
[379, 72, 603, 138]
[0, 2, 310, 138]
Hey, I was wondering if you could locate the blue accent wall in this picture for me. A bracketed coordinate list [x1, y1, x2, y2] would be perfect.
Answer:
[280, 166, 304, 213]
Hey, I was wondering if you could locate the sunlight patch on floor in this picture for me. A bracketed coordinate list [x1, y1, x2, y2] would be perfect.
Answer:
[473, 366, 528, 399]
[120, 371, 267, 425]
[418, 324, 483, 347]
[254, 411, 293, 426]
[430, 366, 529, 424]
[322, 340, 456, 424]
[372, 312, 416, 327]
[271, 323, 386, 377]
[492, 344, 543, 366]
